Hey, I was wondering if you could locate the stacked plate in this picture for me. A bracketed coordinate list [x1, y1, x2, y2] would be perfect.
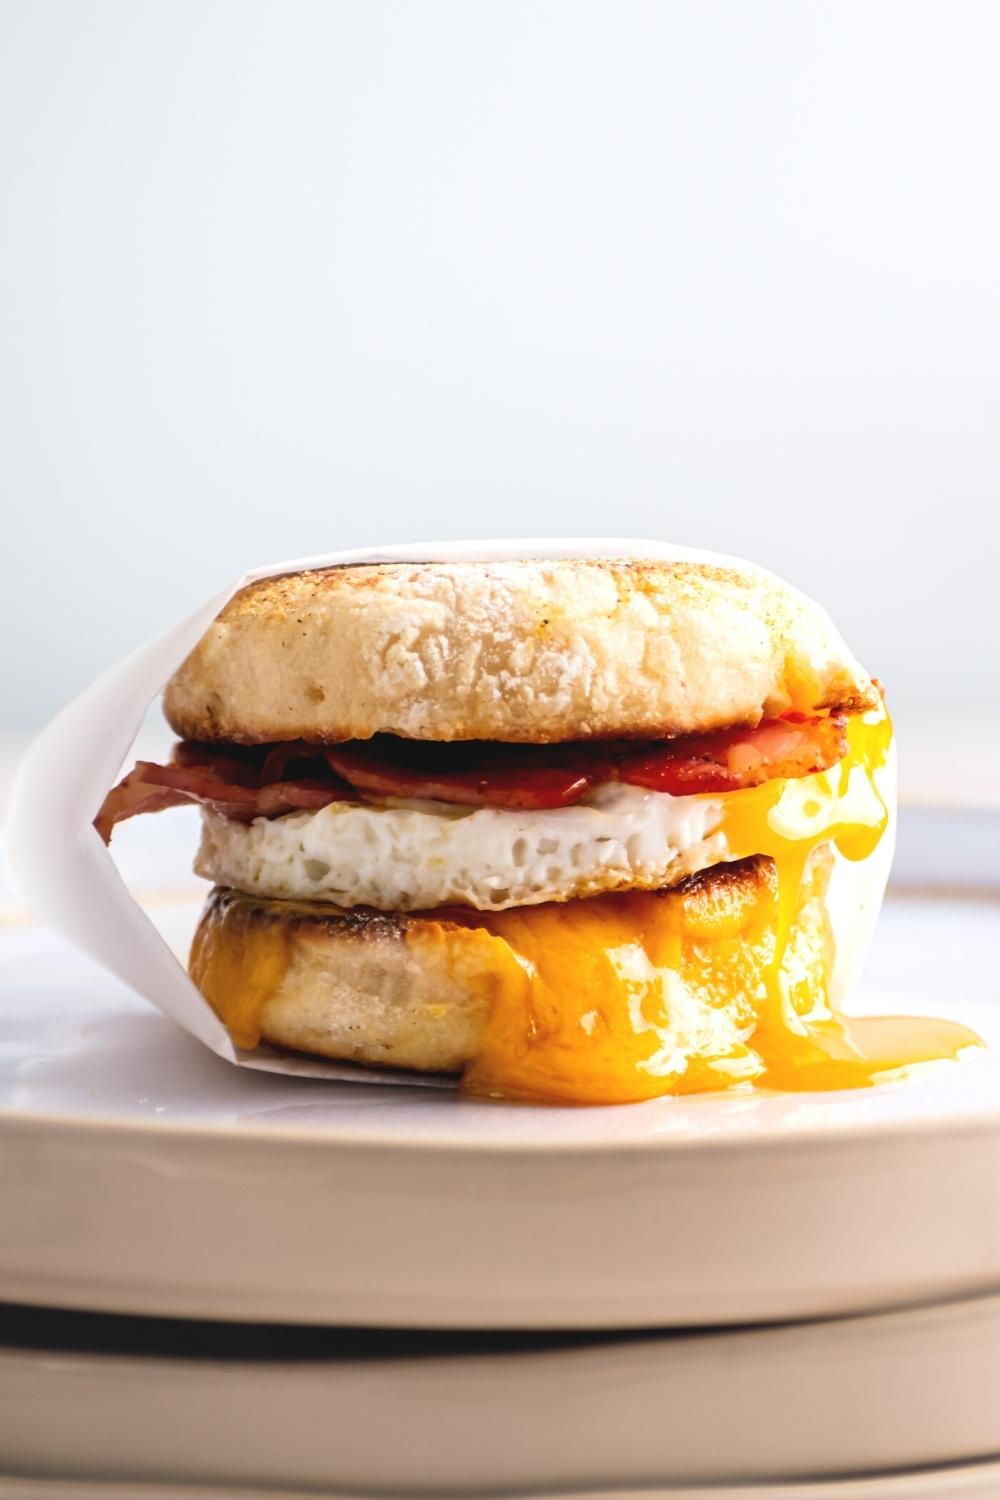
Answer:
[1, 812, 999, 1497]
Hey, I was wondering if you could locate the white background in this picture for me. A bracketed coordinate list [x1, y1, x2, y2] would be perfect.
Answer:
[2, 1, 998, 747]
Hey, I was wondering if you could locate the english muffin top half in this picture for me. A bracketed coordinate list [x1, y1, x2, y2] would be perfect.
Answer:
[164, 559, 877, 746]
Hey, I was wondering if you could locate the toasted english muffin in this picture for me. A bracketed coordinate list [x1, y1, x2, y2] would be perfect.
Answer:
[164, 559, 877, 745]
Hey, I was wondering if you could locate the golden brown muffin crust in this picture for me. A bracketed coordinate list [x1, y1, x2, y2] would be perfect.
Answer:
[164, 559, 877, 744]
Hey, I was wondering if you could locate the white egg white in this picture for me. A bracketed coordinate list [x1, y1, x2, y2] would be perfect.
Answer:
[194, 782, 729, 912]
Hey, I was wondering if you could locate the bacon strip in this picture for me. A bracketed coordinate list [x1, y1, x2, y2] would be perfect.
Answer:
[325, 718, 847, 805]
[93, 772, 193, 844]
[615, 716, 848, 796]
[94, 757, 354, 844]
[323, 746, 593, 811]
[94, 716, 850, 842]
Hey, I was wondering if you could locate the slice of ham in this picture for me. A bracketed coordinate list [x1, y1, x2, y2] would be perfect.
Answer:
[94, 715, 850, 842]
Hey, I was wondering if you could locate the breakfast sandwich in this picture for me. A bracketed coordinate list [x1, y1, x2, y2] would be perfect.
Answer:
[95, 555, 976, 1103]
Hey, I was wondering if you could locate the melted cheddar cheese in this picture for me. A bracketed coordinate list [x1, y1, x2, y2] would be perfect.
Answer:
[191, 890, 291, 1051]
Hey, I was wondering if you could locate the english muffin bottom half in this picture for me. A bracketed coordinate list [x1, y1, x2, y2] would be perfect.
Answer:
[189, 853, 836, 1105]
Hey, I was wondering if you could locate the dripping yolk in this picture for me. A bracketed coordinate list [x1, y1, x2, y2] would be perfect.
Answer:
[414, 704, 982, 1103]
[415, 854, 823, 1104]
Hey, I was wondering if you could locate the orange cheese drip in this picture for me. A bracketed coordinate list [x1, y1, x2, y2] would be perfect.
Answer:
[190, 894, 289, 1050]
[438, 705, 982, 1103]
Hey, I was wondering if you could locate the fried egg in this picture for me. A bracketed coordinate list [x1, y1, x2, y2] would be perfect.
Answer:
[194, 782, 728, 912]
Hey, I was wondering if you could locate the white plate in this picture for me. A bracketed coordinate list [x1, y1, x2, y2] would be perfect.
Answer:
[4, 1476, 1000, 1500]
[1, 885, 999, 1328]
[2, 1292, 1000, 1493]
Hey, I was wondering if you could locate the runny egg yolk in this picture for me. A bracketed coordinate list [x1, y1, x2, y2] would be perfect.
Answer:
[422, 704, 982, 1103]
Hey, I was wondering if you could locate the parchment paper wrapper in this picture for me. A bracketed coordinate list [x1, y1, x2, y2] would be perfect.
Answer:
[5, 537, 893, 1085]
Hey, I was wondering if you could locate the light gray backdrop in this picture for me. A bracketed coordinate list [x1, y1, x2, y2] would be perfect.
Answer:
[3, 1, 998, 745]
